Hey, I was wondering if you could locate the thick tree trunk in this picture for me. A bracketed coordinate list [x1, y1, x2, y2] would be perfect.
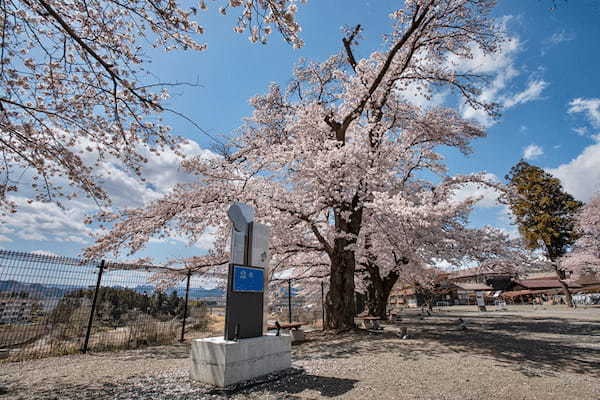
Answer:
[365, 279, 386, 319]
[324, 201, 363, 331]
[326, 243, 357, 330]
[547, 251, 574, 308]
[554, 266, 574, 308]
[419, 290, 434, 311]
[365, 270, 399, 319]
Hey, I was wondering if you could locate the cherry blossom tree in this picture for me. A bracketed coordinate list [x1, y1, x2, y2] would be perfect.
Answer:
[562, 193, 600, 277]
[0, 0, 304, 213]
[357, 194, 532, 318]
[88, 0, 503, 331]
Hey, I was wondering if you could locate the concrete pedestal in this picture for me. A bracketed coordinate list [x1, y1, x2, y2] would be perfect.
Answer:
[190, 334, 291, 387]
[289, 329, 305, 343]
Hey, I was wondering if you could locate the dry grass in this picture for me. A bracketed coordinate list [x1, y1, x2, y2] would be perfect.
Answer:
[207, 314, 225, 333]
[2, 315, 217, 361]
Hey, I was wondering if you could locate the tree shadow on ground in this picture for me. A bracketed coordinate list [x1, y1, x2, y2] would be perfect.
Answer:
[295, 314, 600, 379]
[393, 313, 600, 339]
[294, 330, 447, 362]
[417, 315, 600, 378]
[257, 374, 358, 398]
[215, 369, 359, 399]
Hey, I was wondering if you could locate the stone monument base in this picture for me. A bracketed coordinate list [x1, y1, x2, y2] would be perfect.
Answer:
[289, 328, 305, 343]
[190, 334, 291, 387]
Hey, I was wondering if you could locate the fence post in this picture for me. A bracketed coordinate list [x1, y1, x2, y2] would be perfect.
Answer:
[321, 281, 325, 331]
[180, 269, 192, 342]
[288, 279, 292, 323]
[82, 259, 104, 354]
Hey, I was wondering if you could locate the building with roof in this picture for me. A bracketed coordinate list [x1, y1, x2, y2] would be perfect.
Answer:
[446, 265, 517, 291]
[449, 282, 493, 305]
[501, 279, 584, 304]
[512, 279, 582, 291]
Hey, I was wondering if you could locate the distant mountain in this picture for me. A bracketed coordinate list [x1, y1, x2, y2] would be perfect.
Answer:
[132, 285, 223, 299]
[0, 280, 86, 298]
[0, 280, 223, 300]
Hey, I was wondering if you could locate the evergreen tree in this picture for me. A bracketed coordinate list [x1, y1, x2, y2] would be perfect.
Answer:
[504, 161, 583, 307]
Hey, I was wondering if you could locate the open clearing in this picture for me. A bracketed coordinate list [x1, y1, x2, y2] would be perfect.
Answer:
[2, 306, 600, 399]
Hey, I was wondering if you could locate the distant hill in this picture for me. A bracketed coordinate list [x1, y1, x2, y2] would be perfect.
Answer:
[132, 284, 223, 299]
[0, 280, 86, 298]
[0, 280, 223, 300]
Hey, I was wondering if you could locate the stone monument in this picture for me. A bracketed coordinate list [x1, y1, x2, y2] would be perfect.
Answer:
[190, 202, 291, 387]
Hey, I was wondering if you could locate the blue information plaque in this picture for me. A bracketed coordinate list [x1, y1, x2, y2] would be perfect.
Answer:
[232, 265, 264, 292]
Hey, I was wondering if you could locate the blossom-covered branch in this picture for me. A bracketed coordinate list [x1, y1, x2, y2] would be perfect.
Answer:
[0, 0, 304, 213]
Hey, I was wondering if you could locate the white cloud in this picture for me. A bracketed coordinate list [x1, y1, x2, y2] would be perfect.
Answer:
[445, 15, 520, 126]
[503, 80, 548, 108]
[399, 83, 448, 109]
[0, 139, 218, 250]
[568, 98, 600, 128]
[449, 17, 548, 127]
[448, 23, 520, 75]
[540, 30, 576, 56]
[452, 173, 501, 208]
[3, 196, 97, 244]
[93, 140, 216, 210]
[0, 235, 12, 242]
[31, 250, 59, 257]
[545, 30, 576, 46]
[523, 144, 544, 160]
[573, 126, 589, 137]
[451, 26, 547, 127]
[194, 228, 218, 251]
[547, 138, 600, 202]
[0, 226, 13, 234]
[453, 34, 521, 127]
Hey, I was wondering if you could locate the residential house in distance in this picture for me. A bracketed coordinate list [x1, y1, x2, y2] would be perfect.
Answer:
[388, 287, 422, 309]
[0, 298, 37, 324]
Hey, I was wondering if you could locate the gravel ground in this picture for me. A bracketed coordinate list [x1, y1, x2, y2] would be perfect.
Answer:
[2, 306, 600, 399]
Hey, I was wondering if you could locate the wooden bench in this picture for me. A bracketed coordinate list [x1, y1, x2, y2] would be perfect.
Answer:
[267, 321, 307, 342]
[355, 315, 383, 330]
[267, 322, 305, 331]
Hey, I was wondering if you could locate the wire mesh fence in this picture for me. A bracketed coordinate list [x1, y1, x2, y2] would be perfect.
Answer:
[0, 250, 326, 361]
[0, 250, 226, 361]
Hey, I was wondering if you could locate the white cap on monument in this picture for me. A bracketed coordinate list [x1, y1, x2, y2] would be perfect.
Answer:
[227, 202, 255, 232]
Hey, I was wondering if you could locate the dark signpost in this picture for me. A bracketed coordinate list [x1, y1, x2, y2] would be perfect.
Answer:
[225, 264, 264, 340]
[224, 203, 268, 341]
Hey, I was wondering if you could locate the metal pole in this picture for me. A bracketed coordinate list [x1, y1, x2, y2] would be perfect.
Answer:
[321, 281, 325, 331]
[180, 269, 192, 342]
[288, 279, 292, 323]
[82, 259, 104, 353]
[244, 221, 253, 266]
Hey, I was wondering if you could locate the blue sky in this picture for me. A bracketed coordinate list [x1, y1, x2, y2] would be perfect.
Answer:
[2, 0, 600, 265]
